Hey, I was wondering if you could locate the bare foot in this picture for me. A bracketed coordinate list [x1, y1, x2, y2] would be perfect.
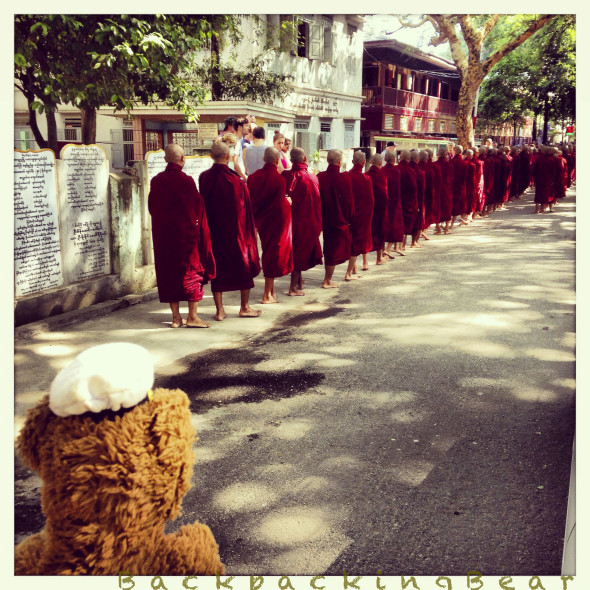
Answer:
[410, 242, 423, 248]
[288, 289, 306, 296]
[171, 318, 186, 328]
[361, 263, 369, 271]
[344, 274, 360, 281]
[239, 308, 262, 317]
[434, 229, 442, 234]
[261, 295, 280, 304]
[322, 281, 340, 289]
[186, 318, 210, 328]
[444, 229, 453, 234]
[421, 233, 430, 240]
[460, 220, 469, 226]
[215, 310, 227, 321]
[297, 279, 305, 290]
[352, 266, 357, 274]
[383, 252, 395, 259]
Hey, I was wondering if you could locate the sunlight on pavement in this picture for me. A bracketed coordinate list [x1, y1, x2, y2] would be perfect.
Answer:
[387, 459, 436, 486]
[390, 408, 429, 423]
[551, 378, 576, 389]
[512, 386, 558, 403]
[525, 348, 575, 362]
[213, 481, 278, 513]
[31, 343, 76, 357]
[317, 358, 357, 368]
[479, 299, 531, 309]
[255, 507, 335, 545]
[267, 419, 314, 441]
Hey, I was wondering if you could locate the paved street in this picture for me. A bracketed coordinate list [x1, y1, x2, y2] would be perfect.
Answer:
[15, 187, 576, 575]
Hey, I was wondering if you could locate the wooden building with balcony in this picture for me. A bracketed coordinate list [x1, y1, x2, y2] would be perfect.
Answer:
[361, 39, 461, 153]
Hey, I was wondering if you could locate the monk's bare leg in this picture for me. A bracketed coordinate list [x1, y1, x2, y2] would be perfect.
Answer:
[239, 289, 262, 317]
[361, 253, 369, 270]
[262, 278, 279, 303]
[322, 264, 339, 288]
[186, 301, 210, 328]
[434, 223, 442, 234]
[345, 256, 359, 281]
[289, 271, 305, 296]
[383, 243, 395, 259]
[169, 302, 185, 328]
[460, 215, 468, 225]
[444, 220, 452, 234]
[421, 228, 430, 240]
[410, 231, 422, 248]
[297, 275, 305, 291]
[212, 291, 226, 321]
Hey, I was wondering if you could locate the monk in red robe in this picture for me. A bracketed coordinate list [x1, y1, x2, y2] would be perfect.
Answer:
[381, 149, 404, 255]
[436, 147, 454, 234]
[463, 149, 477, 221]
[247, 147, 293, 303]
[553, 147, 568, 202]
[348, 151, 375, 273]
[564, 146, 575, 186]
[199, 141, 261, 321]
[483, 147, 496, 215]
[450, 145, 469, 227]
[408, 150, 424, 247]
[317, 149, 355, 288]
[282, 147, 323, 296]
[509, 146, 521, 201]
[518, 146, 532, 196]
[426, 149, 441, 230]
[472, 148, 485, 218]
[498, 147, 513, 207]
[417, 150, 434, 240]
[367, 153, 388, 265]
[148, 143, 216, 328]
[533, 146, 556, 214]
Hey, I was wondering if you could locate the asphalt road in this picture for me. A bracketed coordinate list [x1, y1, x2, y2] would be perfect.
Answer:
[14, 188, 576, 576]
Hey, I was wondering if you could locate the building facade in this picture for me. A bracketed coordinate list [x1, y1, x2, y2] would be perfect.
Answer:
[361, 39, 462, 154]
[14, 15, 364, 168]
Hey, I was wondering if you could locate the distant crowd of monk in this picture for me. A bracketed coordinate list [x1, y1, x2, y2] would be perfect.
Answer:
[148, 139, 575, 328]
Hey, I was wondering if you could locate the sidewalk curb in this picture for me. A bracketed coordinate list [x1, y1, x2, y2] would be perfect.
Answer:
[14, 289, 159, 341]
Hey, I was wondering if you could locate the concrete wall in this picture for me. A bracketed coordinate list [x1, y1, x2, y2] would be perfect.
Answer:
[15, 169, 155, 326]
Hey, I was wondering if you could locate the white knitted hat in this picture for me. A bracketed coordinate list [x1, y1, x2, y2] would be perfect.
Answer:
[49, 343, 155, 417]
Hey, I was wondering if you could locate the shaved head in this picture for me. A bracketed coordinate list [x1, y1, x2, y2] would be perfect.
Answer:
[290, 147, 306, 164]
[353, 150, 366, 165]
[327, 149, 343, 165]
[419, 150, 428, 162]
[399, 150, 411, 162]
[211, 141, 230, 163]
[263, 146, 281, 165]
[384, 149, 396, 163]
[164, 143, 185, 164]
[369, 153, 383, 167]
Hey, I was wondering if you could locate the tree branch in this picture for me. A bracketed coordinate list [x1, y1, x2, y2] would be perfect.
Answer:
[483, 15, 556, 76]
[430, 15, 468, 76]
[481, 14, 501, 40]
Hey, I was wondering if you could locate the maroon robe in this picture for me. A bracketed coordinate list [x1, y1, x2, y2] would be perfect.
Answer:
[450, 154, 468, 216]
[483, 155, 495, 207]
[418, 160, 434, 230]
[199, 163, 260, 293]
[317, 164, 355, 266]
[368, 165, 388, 252]
[348, 163, 375, 256]
[519, 151, 532, 195]
[491, 154, 504, 204]
[428, 158, 442, 225]
[436, 156, 454, 223]
[534, 154, 556, 205]
[565, 152, 575, 186]
[472, 155, 485, 212]
[554, 155, 568, 200]
[464, 158, 477, 215]
[410, 160, 425, 233]
[381, 162, 404, 242]
[248, 163, 293, 278]
[148, 162, 216, 303]
[509, 153, 520, 199]
[282, 162, 323, 272]
[500, 154, 513, 203]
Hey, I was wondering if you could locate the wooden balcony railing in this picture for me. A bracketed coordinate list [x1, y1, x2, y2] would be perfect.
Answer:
[362, 86, 457, 116]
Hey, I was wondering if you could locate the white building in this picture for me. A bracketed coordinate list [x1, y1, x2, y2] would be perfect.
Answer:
[14, 14, 364, 168]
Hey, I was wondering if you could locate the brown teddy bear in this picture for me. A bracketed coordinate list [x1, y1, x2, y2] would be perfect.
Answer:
[15, 342, 225, 576]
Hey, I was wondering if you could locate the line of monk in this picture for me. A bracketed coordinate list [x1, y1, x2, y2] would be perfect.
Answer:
[148, 141, 574, 328]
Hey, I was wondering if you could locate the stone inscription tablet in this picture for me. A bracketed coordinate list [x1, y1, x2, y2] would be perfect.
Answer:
[14, 149, 64, 296]
[60, 144, 111, 281]
[146, 150, 214, 187]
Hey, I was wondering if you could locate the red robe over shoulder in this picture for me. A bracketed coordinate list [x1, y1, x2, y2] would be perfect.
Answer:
[368, 165, 388, 252]
[317, 164, 355, 266]
[381, 162, 405, 242]
[472, 155, 485, 212]
[248, 163, 293, 278]
[282, 162, 323, 272]
[348, 163, 375, 256]
[436, 156, 454, 222]
[464, 158, 477, 215]
[534, 154, 556, 205]
[519, 151, 532, 195]
[148, 162, 216, 303]
[428, 158, 442, 225]
[199, 163, 260, 293]
[418, 160, 433, 230]
[509, 153, 520, 199]
[554, 155, 568, 199]
[483, 156, 495, 207]
[500, 155, 513, 203]
[409, 160, 425, 233]
[451, 154, 468, 216]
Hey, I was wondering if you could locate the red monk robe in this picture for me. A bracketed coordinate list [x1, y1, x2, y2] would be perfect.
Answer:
[451, 153, 468, 217]
[437, 155, 454, 223]
[534, 153, 556, 205]
[464, 157, 477, 215]
[472, 154, 485, 213]
[565, 151, 575, 186]
[519, 150, 532, 195]
[282, 162, 323, 271]
[427, 156, 442, 225]
[248, 163, 294, 278]
[491, 153, 504, 205]
[199, 162, 260, 292]
[381, 162, 404, 243]
[317, 164, 355, 266]
[348, 163, 375, 256]
[409, 159, 425, 234]
[368, 165, 388, 252]
[500, 153, 513, 203]
[509, 152, 520, 199]
[554, 154, 568, 200]
[148, 162, 216, 303]
[483, 154, 495, 207]
[418, 159, 434, 231]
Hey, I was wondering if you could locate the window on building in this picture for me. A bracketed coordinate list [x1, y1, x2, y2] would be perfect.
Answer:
[318, 120, 332, 149]
[344, 122, 356, 149]
[172, 132, 200, 154]
[400, 116, 408, 132]
[63, 118, 82, 142]
[145, 131, 161, 153]
[15, 128, 35, 150]
[414, 118, 422, 132]
[363, 65, 380, 87]
[450, 87, 459, 102]
[384, 114, 394, 130]
[440, 120, 447, 133]
[122, 121, 135, 163]
[293, 15, 333, 62]
[451, 121, 456, 133]
[428, 119, 435, 132]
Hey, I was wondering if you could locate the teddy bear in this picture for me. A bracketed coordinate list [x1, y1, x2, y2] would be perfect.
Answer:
[14, 342, 225, 576]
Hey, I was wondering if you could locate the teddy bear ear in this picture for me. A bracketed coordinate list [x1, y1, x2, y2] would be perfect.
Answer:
[16, 395, 57, 472]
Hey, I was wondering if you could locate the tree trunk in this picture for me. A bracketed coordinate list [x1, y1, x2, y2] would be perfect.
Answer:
[27, 99, 48, 149]
[542, 96, 550, 144]
[455, 75, 479, 147]
[80, 106, 97, 144]
[211, 33, 222, 101]
[46, 110, 58, 154]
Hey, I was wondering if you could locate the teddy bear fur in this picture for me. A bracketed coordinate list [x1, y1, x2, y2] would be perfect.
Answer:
[15, 387, 225, 576]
